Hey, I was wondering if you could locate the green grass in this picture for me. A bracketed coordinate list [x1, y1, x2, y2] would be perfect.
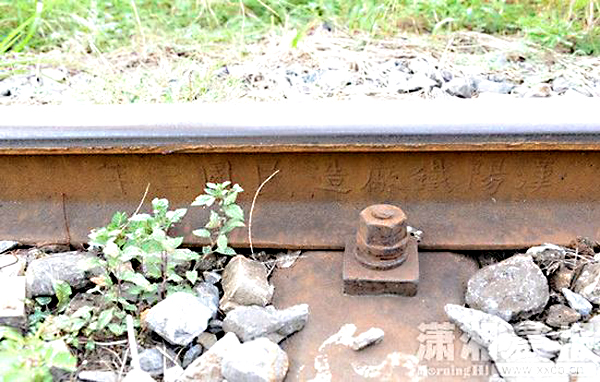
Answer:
[1, 0, 599, 55]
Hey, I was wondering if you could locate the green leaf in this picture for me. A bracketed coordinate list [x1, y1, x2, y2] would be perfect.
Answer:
[84, 341, 96, 352]
[120, 271, 151, 289]
[223, 204, 244, 221]
[111, 211, 129, 226]
[222, 219, 246, 234]
[53, 280, 72, 313]
[107, 323, 126, 336]
[202, 245, 213, 255]
[192, 228, 211, 238]
[223, 191, 238, 205]
[206, 182, 218, 189]
[97, 308, 114, 330]
[191, 194, 215, 207]
[129, 213, 152, 222]
[35, 297, 52, 306]
[72, 305, 94, 319]
[164, 236, 184, 251]
[216, 235, 228, 251]
[166, 208, 187, 223]
[152, 198, 169, 214]
[232, 184, 244, 193]
[168, 273, 183, 282]
[205, 211, 221, 229]
[185, 270, 198, 285]
[216, 246, 237, 256]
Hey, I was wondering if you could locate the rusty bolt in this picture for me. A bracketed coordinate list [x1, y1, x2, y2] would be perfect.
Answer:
[355, 204, 409, 270]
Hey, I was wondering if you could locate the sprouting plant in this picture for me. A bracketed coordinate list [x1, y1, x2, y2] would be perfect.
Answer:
[191, 181, 245, 258]
[50, 197, 199, 347]
[0, 325, 77, 381]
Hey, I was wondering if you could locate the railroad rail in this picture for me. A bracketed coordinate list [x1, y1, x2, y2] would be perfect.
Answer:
[1, 99, 599, 250]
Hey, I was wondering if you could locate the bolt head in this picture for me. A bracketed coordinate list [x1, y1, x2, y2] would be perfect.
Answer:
[357, 204, 407, 247]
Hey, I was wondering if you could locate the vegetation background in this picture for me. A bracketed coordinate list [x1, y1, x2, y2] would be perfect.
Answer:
[1, 0, 599, 56]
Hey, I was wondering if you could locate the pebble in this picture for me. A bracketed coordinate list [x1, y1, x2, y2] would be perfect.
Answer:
[351, 328, 385, 351]
[561, 288, 592, 317]
[545, 304, 581, 328]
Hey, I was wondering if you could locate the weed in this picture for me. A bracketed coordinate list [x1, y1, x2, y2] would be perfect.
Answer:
[0, 325, 77, 381]
[192, 181, 245, 258]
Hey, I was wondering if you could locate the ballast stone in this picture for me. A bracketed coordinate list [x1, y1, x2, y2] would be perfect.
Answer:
[144, 292, 215, 346]
[465, 254, 549, 322]
[221, 337, 289, 382]
[25, 251, 103, 297]
[220, 255, 274, 312]
[573, 262, 600, 304]
[223, 304, 309, 343]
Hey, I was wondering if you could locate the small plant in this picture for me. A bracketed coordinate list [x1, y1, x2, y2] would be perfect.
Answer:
[191, 181, 245, 258]
[0, 325, 77, 381]
[50, 197, 199, 348]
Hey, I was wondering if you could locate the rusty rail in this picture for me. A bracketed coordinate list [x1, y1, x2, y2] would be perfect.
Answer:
[1, 99, 600, 250]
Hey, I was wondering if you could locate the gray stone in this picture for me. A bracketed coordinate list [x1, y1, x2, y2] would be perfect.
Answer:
[220, 255, 274, 312]
[394, 73, 438, 93]
[207, 319, 223, 334]
[203, 271, 221, 285]
[0, 276, 26, 327]
[442, 77, 476, 98]
[221, 337, 288, 382]
[0, 240, 18, 254]
[445, 305, 559, 382]
[445, 304, 514, 348]
[562, 288, 592, 316]
[573, 262, 600, 304]
[466, 255, 549, 322]
[182, 345, 203, 368]
[78, 370, 117, 382]
[181, 332, 241, 382]
[145, 292, 215, 346]
[223, 304, 309, 343]
[474, 78, 514, 94]
[551, 76, 571, 94]
[545, 304, 581, 328]
[527, 334, 562, 359]
[549, 265, 575, 292]
[139, 347, 176, 376]
[195, 282, 219, 318]
[25, 251, 103, 297]
[513, 320, 552, 336]
[351, 328, 385, 351]
[197, 332, 218, 350]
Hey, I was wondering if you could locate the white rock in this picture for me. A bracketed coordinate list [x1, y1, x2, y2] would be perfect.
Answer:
[145, 292, 215, 346]
[527, 335, 562, 359]
[221, 337, 288, 382]
[351, 328, 384, 351]
[181, 332, 241, 382]
[223, 304, 309, 343]
[220, 255, 274, 312]
[562, 288, 592, 316]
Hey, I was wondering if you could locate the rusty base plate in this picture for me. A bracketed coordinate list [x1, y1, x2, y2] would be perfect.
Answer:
[272, 251, 496, 382]
[343, 238, 419, 296]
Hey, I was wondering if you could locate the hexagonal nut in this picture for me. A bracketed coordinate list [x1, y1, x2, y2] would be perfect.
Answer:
[357, 204, 407, 247]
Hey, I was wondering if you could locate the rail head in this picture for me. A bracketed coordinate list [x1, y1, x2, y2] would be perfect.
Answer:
[1, 99, 599, 153]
